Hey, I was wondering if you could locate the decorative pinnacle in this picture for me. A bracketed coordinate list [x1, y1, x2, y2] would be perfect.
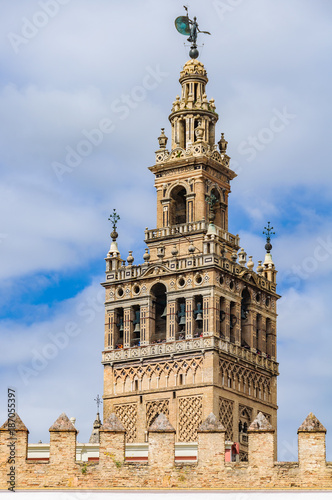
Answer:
[108, 209, 120, 240]
[94, 394, 102, 412]
[263, 222, 275, 253]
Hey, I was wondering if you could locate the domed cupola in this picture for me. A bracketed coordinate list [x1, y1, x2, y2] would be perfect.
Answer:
[169, 59, 218, 150]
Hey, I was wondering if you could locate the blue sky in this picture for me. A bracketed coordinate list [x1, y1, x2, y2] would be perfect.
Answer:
[1, 0, 332, 461]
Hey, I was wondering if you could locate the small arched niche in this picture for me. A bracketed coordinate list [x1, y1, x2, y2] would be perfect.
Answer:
[170, 186, 187, 225]
[151, 283, 167, 344]
[209, 187, 225, 229]
[241, 288, 251, 348]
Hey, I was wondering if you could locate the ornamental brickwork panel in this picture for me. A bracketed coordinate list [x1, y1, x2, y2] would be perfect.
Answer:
[178, 396, 203, 442]
[146, 399, 170, 427]
[219, 397, 234, 441]
[114, 403, 137, 443]
[263, 412, 271, 423]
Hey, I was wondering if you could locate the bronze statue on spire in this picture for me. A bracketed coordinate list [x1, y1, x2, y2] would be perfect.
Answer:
[175, 6, 211, 59]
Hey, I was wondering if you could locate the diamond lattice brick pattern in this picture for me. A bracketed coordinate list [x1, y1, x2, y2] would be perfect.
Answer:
[114, 403, 137, 443]
[219, 397, 234, 441]
[179, 396, 203, 442]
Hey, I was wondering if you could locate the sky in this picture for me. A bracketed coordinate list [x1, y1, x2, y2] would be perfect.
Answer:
[0, 0, 332, 462]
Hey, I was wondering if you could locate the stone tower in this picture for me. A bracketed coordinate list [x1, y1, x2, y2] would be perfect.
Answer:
[102, 58, 279, 461]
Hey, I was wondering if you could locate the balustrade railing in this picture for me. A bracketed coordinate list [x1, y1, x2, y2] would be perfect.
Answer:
[102, 336, 278, 373]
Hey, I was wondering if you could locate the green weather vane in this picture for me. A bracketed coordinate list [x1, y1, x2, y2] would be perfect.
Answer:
[175, 6, 211, 59]
[108, 209, 120, 232]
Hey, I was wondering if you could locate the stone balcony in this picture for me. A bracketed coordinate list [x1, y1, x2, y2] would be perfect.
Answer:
[102, 336, 279, 375]
[144, 220, 240, 246]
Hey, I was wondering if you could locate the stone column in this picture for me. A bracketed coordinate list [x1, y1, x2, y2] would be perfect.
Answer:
[167, 300, 177, 341]
[215, 296, 220, 337]
[203, 296, 210, 335]
[148, 413, 175, 468]
[266, 319, 276, 360]
[107, 311, 116, 349]
[224, 299, 230, 342]
[197, 413, 225, 468]
[185, 297, 194, 339]
[195, 179, 207, 221]
[49, 413, 77, 464]
[140, 298, 154, 345]
[156, 187, 164, 228]
[258, 316, 267, 355]
[298, 413, 327, 470]
[234, 302, 241, 346]
[123, 307, 134, 348]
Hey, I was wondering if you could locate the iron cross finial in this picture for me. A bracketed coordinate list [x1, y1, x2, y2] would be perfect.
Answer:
[108, 209, 120, 232]
[263, 222, 275, 253]
[94, 394, 102, 412]
[263, 222, 275, 241]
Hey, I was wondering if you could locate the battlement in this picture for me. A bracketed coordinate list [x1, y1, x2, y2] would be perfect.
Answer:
[1, 411, 331, 490]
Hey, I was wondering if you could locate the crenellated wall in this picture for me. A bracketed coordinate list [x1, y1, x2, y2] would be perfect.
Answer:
[1, 412, 332, 490]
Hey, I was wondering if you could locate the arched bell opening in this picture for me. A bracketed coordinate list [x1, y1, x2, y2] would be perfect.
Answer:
[176, 298, 186, 340]
[114, 308, 124, 349]
[209, 187, 224, 228]
[241, 288, 251, 349]
[193, 295, 203, 338]
[170, 186, 187, 225]
[178, 119, 186, 149]
[219, 297, 226, 339]
[151, 283, 167, 344]
[266, 318, 274, 359]
[131, 305, 141, 347]
[255, 313, 262, 353]
[230, 301, 237, 344]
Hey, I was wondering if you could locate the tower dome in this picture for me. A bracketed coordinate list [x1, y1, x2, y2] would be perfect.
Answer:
[169, 59, 218, 150]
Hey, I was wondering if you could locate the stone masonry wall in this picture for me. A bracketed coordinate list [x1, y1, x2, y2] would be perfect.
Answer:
[1, 412, 332, 491]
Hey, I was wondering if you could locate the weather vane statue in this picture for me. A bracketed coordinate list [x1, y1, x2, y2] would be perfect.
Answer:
[175, 6, 211, 59]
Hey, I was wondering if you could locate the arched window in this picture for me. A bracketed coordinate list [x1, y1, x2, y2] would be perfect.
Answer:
[230, 301, 237, 344]
[114, 308, 124, 349]
[170, 186, 187, 225]
[151, 283, 167, 344]
[241, 288, 251, 349]
[209, 188, 225, 229]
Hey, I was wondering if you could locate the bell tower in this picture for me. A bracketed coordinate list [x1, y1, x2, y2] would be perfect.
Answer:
[101, 57, 279, 461]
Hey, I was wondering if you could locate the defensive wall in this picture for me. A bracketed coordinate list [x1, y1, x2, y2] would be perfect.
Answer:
[1, 411, 332, 490]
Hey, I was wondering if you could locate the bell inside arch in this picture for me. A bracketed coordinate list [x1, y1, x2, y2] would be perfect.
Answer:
[160, 305, 167, 318]
[117, 318, 124, 332]
[178, 303, 186, 326]
[194, 302, 203, 321]
[133, 311, 140, 333]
